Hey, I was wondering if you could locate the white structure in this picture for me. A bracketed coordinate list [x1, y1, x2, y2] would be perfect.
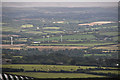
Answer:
[116, 64, 119, 66]
[61, 35, 63, 42]
[10, 37, 13, 45]
[47, 36, 50, 43]
[43, 36, 45, 42]
[33, 42, 41, 43]
[37, 27, 39, 30]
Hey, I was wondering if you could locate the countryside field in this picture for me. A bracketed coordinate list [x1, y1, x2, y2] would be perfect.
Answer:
[100, 32, 118, 36]
[2, 4, 119, 79]
[43, 27, 60, 30]
[34, 34, 96, 42]
[3, 64, 119, 78]
[2, 64, 118, 72]
[27, 46, 88, 51]
[90, 70, 119, 75]
[6, 72, 106, 78]
[31, 43, 115, 46]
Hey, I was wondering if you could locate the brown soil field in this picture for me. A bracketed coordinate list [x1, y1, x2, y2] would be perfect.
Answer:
[93, 45, 119, 50]
[1, 44, 25, 47]
[7, 47, 22, 50]
[1, 34, 20, 37]
[27, 46, 88, 51]
[78, 21, 114, 26]
[1, 44, 25, 50]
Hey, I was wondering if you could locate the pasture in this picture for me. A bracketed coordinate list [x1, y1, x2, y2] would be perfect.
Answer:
[27, 46, 88, 51]
[90, 70, 119, 75]
[100, 32, 118, 36]
[34, 34, 96, 42]
[2, 64, 118, 72]
[21, 24, 34, 28]
[43, 27, 60, 30]
[2, 27, 20, 32]
[6, 72, 106, 78]
[3, 64, 118, 78]
[44, 31, 64, 33]
[84, 54, 111, 57]
[31, 43, 115, 47]
[3, 64, 89, 71]
[93, 44, 119, 50]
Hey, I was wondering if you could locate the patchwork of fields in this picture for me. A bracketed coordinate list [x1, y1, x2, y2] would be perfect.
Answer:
[3, 64, 119, 78]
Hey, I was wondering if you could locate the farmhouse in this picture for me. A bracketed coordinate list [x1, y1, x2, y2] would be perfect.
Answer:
[33, 42, 41, 44]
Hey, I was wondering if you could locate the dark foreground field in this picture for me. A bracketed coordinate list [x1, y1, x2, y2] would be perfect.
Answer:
[2, 64, 120, 79]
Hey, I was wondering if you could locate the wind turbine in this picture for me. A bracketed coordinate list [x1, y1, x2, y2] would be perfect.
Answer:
[43, 36, 45, 43]
[47, 36, 50, 43]
[10, 36, 13, 45]
[60, 35, 63, 42]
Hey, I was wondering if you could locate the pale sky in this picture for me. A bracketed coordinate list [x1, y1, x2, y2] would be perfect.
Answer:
[2, 2, 118, 7]
[1, 0, 120, 2]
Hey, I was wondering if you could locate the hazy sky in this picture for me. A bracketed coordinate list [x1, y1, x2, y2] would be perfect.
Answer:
[1, 0, 119, 2]
[2, 2, 118, 7]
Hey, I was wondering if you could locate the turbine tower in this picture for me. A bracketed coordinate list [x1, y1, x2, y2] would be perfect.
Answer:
[47, 36, 50, 43]
[43, 36, 45, 43]
[10, 36, 13, 45]
[61, 35, 63, 42]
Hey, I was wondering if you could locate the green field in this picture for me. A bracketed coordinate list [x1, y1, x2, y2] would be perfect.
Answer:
[43, 27, 60, 29]
[2, 27, 20, 32]
[44, 31, 64, 33]
[25, 31, 43, 34]
[31, 43, 115, 46]
[100, 32, 118, 36]
[3, 64, 118, 78]
[91, 70, 119, 74]
[34, 34, 96, 42]
[6, 72, 106, 78]
[84, 54, 111, 57]
[91, 26, 118, 30]
[12, 56, 23, 58]
[21, 24, 34, 28]
[112, 36, 118, 41]
[3, 64, 91, 71]
[3, 64, 117, 72]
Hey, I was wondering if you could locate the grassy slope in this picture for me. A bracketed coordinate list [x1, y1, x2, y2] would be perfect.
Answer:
[34, 34, 96, 42]
[3, 64, 118, 72]
[31, 43, 115, 46]
[91, 70, 119, 74]
[100, 32, 118, 36]
[7, 72, 106, 78]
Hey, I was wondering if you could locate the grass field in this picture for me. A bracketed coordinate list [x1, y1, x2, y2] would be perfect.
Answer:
[43, 27, 60, 29]
[31, 43, 115, 47]
[84, 54, 111, 57]
[3, 64, 119, 78]
[112, 36, 118, 41]
[6, 72, 106, 78]
[44, 31, 64, 33]
[3, 64, 89, 71]
[2, 64, 118, 72]
[25, 31, 43, 34]
[90, 70, 119, 74]
[93, 45, 118, 50]
[12, 56, 23, 58]
[100, 32, 118, 36]
[2, 27, 20, 32]
[27, 46, 88, 51]
[34, 34, 96, 42]
[21, 24, 34, 28]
